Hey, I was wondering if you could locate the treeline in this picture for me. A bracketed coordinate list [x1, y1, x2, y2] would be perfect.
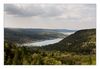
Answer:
[4, 41, 96, 65]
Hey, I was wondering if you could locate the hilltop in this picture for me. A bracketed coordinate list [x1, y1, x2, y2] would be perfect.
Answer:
[42, 28, 96, 54]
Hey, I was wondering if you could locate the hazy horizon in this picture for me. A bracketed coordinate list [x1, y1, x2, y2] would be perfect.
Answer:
[4, 4, 96, 30]
[4, 26, 96, 30]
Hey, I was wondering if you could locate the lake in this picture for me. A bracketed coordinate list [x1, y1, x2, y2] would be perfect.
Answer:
[21, 38, 63, 46]
[21, 32, 74, 46]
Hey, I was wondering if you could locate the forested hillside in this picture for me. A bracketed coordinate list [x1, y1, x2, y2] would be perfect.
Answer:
[4, 28, 96, 65]
[42, 29, 96, 54]
[4, 28, 69, 43]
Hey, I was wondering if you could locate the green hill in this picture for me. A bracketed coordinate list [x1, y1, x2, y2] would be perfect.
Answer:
[42, 28, 96, 54]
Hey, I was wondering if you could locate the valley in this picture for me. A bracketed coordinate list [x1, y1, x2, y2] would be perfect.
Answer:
[4, 28, 96, 65]
[4, 28, 75, 43]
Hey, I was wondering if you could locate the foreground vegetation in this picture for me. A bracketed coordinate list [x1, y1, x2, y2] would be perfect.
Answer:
[4, 41, 96, 65]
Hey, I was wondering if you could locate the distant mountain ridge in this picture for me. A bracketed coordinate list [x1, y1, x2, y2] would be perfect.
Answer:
[5, 28, 76, 32]
[4, 28, 75, 43]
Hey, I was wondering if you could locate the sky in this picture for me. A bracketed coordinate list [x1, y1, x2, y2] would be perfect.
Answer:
[4, 4, 96, 30]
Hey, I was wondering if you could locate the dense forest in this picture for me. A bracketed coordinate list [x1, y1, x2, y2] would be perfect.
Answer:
[4, 28, 96, 65]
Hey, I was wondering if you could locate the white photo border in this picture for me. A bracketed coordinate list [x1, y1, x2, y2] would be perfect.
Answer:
[0, 0, 100, 69]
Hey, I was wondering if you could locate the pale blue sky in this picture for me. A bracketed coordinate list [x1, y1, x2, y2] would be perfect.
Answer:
[4, 4, 96, 30]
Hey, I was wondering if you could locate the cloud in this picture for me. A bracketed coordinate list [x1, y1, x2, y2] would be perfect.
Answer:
[4, 4, 96, 20]
[4, 4, 44, 17]
[4, 4, 64, 17]
[4, 4, 96, 30]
